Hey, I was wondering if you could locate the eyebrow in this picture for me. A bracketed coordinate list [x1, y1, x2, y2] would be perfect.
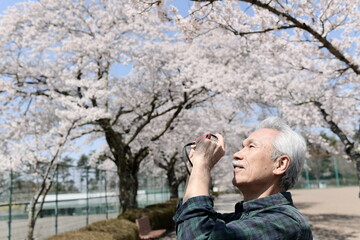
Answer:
[242, 138, 258, 147]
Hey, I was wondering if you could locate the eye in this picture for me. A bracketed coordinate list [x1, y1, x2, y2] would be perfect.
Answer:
[249, 144, 255, 148]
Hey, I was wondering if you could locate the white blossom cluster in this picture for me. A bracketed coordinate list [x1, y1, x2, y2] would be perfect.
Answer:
[0, 0, 359, 184]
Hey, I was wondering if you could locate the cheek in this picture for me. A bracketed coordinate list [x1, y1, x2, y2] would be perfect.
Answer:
[260, 161, 276, 176]
[248, 160, 271, 177]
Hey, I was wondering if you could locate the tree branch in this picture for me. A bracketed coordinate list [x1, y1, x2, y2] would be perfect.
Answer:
[134, 146, 150, 166]
[192, 0, 360, 75]
[312, 100, 354, 155]
[151, 87, 210, 141]
[222, 23, 297, 36]
[238, 0, 360, 75]
[111, 106, 134, 126]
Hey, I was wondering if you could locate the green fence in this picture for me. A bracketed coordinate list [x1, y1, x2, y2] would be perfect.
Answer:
[0, 165, 179, 240]
[295, 157, 358, 189]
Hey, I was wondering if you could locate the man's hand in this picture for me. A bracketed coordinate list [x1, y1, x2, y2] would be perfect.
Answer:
[191, 134, 225, 170]
[183, 134, 225, 202]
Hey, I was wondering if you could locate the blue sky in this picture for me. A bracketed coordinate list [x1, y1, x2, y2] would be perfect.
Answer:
[0, 0, 30, 14]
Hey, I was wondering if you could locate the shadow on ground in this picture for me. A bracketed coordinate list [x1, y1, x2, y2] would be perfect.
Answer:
[295, 201, 360, 240]
[306, 214, 360, 240]
[295, 202, 318, 210]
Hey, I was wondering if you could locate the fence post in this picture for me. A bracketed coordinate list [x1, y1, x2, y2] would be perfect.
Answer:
[333, 157, 340, 187]
[145, 177, 148, 205]
[55, 166, 59, 234]
[104, 170, 109, 220]
[7, 169, 13, 240]
[86, 167, 89, 225]
[161, 177, 165, 202]
[304, 159, 310, 189]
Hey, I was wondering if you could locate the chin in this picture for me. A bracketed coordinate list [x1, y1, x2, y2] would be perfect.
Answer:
[232, 175, 248, 189]
[232, 177, 241, 188]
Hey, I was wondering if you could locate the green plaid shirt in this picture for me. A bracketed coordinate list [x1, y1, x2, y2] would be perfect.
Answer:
[174, 192, 312, 240]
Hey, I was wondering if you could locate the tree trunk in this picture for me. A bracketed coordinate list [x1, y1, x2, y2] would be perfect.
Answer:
[26, 178, 54, 240]
[166, 164, 186, 199]
[166, 166, 178, 199]
[26, 203, 36, 240]
[98, 119, 138, 212]
[355, 156, 360, 198]
[118, 160, 139, 212]
[169, 181, 180, 199]
[100, 120, 150, 213]
[312, 101, 360, 198]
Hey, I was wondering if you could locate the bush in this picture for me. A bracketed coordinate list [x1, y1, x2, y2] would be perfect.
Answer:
[47, 231, 115, 240]
[118, 208, 146, 223]
[118, 198, 179, 231]
[145, 198, 178, 211]
[48, 198, 179, 240]
[144, 206, 176, 230]
[82, 219, 138, 240]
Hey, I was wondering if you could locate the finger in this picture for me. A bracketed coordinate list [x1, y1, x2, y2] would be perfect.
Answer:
[215, 133, 225, 150]
[192, 137, 209, 155]
[189, 148, 195, 158]
[195, 137, 206, 146]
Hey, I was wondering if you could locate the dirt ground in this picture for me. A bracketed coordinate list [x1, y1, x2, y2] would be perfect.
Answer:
[161, 186, 360, 240]
[291, 186, 360, 240]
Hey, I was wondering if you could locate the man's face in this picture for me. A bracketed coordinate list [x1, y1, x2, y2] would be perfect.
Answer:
[232, 128, 279, 190]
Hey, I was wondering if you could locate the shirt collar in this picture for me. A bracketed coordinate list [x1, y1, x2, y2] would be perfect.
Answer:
[235, 192, 293, 213]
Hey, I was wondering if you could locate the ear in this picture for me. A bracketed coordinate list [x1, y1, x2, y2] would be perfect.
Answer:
[273, 155, 290, 176]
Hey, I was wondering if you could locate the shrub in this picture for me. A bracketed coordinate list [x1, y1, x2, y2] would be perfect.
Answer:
[118, 198, 179, 231]
[82, 219, 138, 240]
[48, 199, 179, 240]
[47, 230, 115, 240]
[118, 208, 147, 223]
[143, 207, 175, 230]
[145, 199, 178, 211]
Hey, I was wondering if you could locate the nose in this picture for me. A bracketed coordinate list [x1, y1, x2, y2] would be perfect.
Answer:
[233, 148, 244, 160]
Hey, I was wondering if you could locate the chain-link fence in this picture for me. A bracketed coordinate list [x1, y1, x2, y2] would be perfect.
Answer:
[295, 176, 358, 189]
[295, 157, 358, 189]
[0, 165, 181, 240]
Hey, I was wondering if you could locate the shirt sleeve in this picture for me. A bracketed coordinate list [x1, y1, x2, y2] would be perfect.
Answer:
[173, 196, 312, 240]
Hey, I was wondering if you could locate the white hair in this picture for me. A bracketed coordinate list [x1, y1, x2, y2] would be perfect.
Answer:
[257, 117, 307, 191]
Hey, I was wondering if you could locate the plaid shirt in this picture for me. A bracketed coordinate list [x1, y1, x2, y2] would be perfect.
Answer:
[174, 192, 313, 240]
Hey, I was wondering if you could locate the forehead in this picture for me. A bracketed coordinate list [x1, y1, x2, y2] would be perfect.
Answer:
[244, 128, 279, 144]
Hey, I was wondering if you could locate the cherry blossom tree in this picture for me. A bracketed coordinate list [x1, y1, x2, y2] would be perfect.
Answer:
[0, 0, 218, 222]
[0, 56, 77, 240]
[173, 0, 360, 195]
[0, 96, 76, 240]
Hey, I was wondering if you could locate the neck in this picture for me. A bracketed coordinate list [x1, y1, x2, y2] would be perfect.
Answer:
[240, 183, 281, 202]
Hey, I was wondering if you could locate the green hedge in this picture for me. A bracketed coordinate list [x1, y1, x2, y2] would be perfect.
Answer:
[47, 219, 137, 240]
[81, 219, 138, 240]
[47, 198, 179, 240]
[47, 230, 116, 240]
[118, 199, 178, 231]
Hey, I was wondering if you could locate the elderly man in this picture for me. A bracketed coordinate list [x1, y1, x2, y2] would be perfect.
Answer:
[174, 117, 313, 239]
